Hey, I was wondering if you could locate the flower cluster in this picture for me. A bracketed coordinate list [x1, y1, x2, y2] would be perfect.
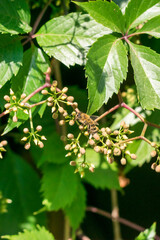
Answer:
[4, 89, 28, 123]
[21, 125, 47, 150]
[150, 143, 160, 172]
[64, 120, 137, 175]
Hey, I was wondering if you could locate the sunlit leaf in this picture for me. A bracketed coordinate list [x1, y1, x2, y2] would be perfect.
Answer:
[36, 12, 111, 67]
[75, 1, 125, 33]
[86, 35, 128, 114]
[0, 0, 31, 34]
[136, 16, 160, 38]
[129, 41, 160, 110]
[125, 0, 160, 31]
[135, 223, 156, 240]
[0, 35, 23, 89]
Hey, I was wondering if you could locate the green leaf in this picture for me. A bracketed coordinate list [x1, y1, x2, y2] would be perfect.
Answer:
[75, 1, 125, 33]
[39, 132, 68, 166]
[2, 226, 54, 240]
[136, 16, 160, 38]
[0, 35, 23, 89]
[135, 223, 156, 240]
[129, 41, 160, 110]
[36, 12, 111, 67]
[12, 46, 49, 102]
[86, 35, 128, 114]
[64, 183, 86, 230]
[0, 0, 31, 34]
[125, 0, 160, 31]
[41, 163, 78, 211]
[82, 149, 120, 190]
[0, 150, 42, 235]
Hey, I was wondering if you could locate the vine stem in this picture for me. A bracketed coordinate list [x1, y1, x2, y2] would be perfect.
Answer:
[22, 0, 52, 46]
[86, 206, 160, 240]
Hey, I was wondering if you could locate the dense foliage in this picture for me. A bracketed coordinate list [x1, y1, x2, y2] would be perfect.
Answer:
[0, 0, 160, 239]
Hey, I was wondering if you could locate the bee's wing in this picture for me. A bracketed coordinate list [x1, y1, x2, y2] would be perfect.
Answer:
[90, 115, 99, 125]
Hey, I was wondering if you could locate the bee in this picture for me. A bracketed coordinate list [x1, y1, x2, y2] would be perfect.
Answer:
[75, 111, 99, 134]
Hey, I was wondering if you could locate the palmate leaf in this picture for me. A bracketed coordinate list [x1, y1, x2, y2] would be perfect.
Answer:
[135, 223, 156, 240]
[0, 35, 23, 89]
[129, 41, 160, 110]
[75, 1, 125, 33]
[41, 163, 78, 211]
[136, 16, 160, 38]
[125, 0, 160, 31]
[3, 226, 54, 240]
[36, 12, 111, 67]
[86, 35, 128, 115]
[0, 0, 31, 34]
[64, 183, 86, 230]
[0, 150, 42, 235]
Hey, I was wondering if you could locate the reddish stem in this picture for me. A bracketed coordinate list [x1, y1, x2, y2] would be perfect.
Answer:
[86, 206, 160, 240]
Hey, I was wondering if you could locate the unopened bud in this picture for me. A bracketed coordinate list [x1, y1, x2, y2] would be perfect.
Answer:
[120, 121, 125, 127]
[58, 107, 64, 113]
[52, 81, 58, 87]
[38, 141, 44, 148]
[12, 106, 17, 112]
[36, 125, 42, 131]
[72, 102, 78, 108]
[41, 90, 48, 95]
[123, 135, 128, 140]
[69, 120, 75, 126]
[106, 127, 112, 135]
[106, 139, 112, 147]
[67, 133, 74, 139]
[10, 89, 14, 95]
[84, 131, 89, 136]
[52, 113, 58, 119]
[47, 96, 53, 102]
[0, 140, 7, 146]
[80, 148, 86, 155]
[130, 153, 137, 160]
[41, 136, 47, 141]
[70, 161, 76, 166]
[62, 87, 68, 93]
[107, 157, 114, 164]
[71, 111, 76, 116]
[12, 95, 16, 101]
[94, 146, 100, 153]
[89, 166, 95, 172]
[151, 142, 157, 147]
[125, 150, 130, 155]
[113, 130, 119, 135]
[59, 120, 65, 126]
[93, 133, 100, 141]
[65, 144, 71, 150]
[21, 137, 28, 141]
[151, 150, 157, 158]
[78, 153, 82, 158]
[65, 152, 71, 157]
[67, 96, 74, 102]
[120, 157, 127, 165]
[4, 103, 11, 109]
[4, 95, 10, 102]
[79, 125, 84, 130]
[47, 102, 53, 107]
[21, 93, 27, 99]
[63, 111, 68, 117]
[61, 95, 67, 100]
[151, 162, 157, 170]
[34, 139, 38, 145]
[51, 106, 56, 113]
[88, 139, 95, 146]
[155, 164, 160, 173]
[113, 147, 121, 156]
[24, 142, 31, 150]
[12, 115, 18, 122]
